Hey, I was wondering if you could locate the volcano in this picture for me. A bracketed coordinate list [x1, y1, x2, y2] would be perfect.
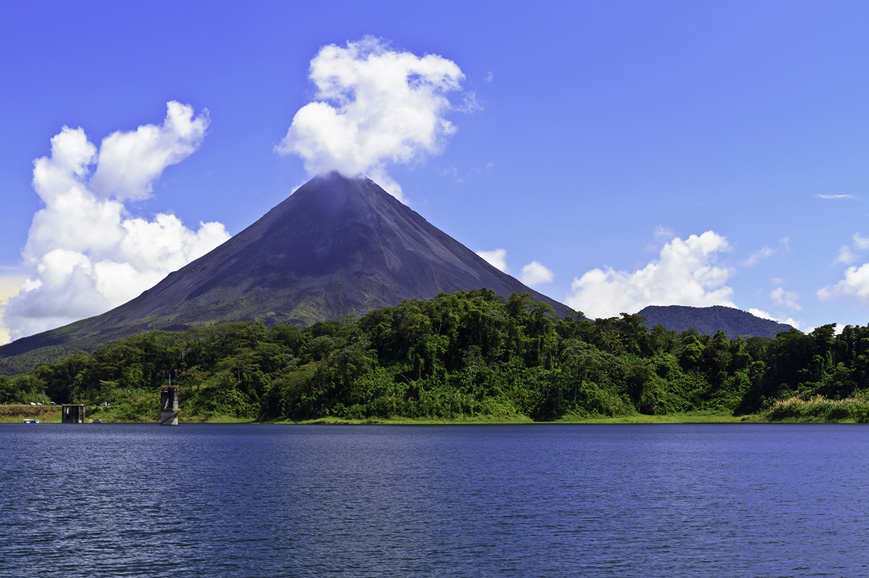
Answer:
[1, 173, 571, 370]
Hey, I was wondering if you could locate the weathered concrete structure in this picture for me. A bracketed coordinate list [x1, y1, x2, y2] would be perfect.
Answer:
[61, 404, 85, 424]
[160, 387, 179, 426]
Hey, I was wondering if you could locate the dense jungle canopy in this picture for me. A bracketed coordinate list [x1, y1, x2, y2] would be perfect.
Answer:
[2, 290, 868, 422]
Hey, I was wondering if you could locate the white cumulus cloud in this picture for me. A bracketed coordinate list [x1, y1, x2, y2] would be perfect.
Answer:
[476, 248, 508, 273]
[276, 36, 467, 200]
[91, 101, 209, 201]
[4, 102, 229, 341]
[520, 261, 554, 286]
[748, 308, 800, 330]
[566, 231, 735, 318]
[834, 233, 869, 265]
[818, 263, 869, 305]
[820, 233, 869, 304]
[0, 270, 27, 345]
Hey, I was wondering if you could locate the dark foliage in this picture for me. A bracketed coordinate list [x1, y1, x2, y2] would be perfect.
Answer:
[4, 292, 869, 422]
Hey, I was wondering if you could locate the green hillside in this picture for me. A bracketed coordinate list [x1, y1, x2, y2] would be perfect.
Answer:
[2, 290, 867, 423]
[637, 305, 793, 339]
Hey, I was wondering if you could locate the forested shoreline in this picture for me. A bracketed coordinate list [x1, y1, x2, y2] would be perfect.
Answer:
[2, 290, 869, 423]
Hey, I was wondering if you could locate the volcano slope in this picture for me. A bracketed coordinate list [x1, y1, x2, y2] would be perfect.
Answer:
[1, 173, 571, 371]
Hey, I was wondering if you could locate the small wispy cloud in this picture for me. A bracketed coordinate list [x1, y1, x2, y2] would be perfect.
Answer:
[440, 166, 464, 183]
[645, 225, 675, 252]
[834, 233, 869, 265]
[816, 194, 855, 200]
[770, 286, 801, 310]
[741, 237, 789, 267]
[749, 307, 800, 330]
[477, 248, 508, 272]
[819, 233, 869, 303]
[818, 231, 869, 304]
[520, 261, 554, 286]
[836, 246, 859, 266]
[818, 263, 869, 305]
[742, 246, 775, 267]
[821, 232, 869, 303]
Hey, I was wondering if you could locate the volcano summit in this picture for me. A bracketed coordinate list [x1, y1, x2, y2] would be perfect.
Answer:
[1, 173, 570, 369]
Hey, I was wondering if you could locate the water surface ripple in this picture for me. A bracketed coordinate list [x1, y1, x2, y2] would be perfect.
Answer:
[1, 423, 867, 577]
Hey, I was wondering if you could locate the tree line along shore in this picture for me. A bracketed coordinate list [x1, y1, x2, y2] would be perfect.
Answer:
[2, 290, 868, 424]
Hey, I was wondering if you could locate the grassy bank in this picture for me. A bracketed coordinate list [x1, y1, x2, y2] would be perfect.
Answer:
[268, 410, 756, 425]
[82, 404, 257, 424]
[762, 395, 869, 423]
[556, 411, 759, 424]
[278, 413, 537, 425]
[0, 404, 62, 423]
[0, 403, 256, 424]
[6, 400, 869, 425]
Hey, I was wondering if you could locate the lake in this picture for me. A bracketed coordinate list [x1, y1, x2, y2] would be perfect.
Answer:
[1, 423, 867, 577]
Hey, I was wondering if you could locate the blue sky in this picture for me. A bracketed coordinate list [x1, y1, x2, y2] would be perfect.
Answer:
[2, 0, 869, 344]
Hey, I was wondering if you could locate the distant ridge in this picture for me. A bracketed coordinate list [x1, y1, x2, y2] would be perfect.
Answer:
[636, 304, 794, 339]
[1, 173, 571, 372]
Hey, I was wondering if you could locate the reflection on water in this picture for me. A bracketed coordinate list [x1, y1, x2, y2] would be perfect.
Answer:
[1, 424, 868, 577]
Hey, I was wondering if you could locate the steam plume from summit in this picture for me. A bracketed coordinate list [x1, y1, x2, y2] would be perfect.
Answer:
[276, 37, 467, 199]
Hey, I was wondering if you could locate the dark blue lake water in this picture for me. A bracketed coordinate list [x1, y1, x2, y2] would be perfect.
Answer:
[1, 423, 867, 577]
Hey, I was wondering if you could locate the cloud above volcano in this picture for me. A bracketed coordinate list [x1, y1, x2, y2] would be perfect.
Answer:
[276, 36, 468, 199]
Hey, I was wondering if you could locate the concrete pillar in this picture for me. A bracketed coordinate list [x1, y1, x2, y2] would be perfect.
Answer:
[61, 404, 85, 424]
[160, 387, 179, 426]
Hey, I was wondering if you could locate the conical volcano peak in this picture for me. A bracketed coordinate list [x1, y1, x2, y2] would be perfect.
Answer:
[278, 173, 399, 221]
[301, 170, 368, 191]
[310, 170, 367, 184]
[0, 173, 571, 367]
[301, 171, 409, 208]
[292, 171, 404, 209]
[292, 171, 382, 201]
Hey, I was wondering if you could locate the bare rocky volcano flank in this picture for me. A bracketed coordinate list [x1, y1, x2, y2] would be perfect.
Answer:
[1, 173, 571, 369]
